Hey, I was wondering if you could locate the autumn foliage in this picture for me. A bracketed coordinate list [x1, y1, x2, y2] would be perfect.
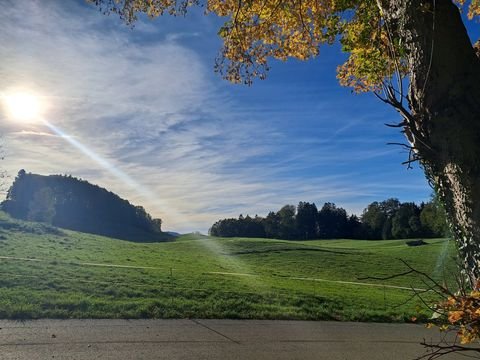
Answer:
[434, 283, 480, 345]
[89, 0, 480, 91]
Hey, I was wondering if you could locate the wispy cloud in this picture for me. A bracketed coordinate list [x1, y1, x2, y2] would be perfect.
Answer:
[0, 0, 430, 233]
[11, 130, 61, 138]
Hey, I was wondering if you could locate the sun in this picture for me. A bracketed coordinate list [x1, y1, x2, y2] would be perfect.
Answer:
[1, 91, 45, 123]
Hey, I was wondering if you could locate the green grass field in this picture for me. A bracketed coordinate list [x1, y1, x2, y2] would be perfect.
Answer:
[0, 212, 459, 322]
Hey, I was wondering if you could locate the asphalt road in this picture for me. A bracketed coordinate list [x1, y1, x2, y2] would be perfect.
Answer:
[0, 319, 468, 359]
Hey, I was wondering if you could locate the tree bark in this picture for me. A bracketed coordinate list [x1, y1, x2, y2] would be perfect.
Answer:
[379, 0, 480, 284]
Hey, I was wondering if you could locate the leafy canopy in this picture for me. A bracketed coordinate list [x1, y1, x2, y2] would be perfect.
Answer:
[90, 0, 480, 91]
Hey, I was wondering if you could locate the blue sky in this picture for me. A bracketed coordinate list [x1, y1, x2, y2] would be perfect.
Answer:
[0, 0, 446, 233]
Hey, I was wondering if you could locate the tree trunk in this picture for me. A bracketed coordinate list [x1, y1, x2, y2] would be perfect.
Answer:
[379, 0, 480, 284]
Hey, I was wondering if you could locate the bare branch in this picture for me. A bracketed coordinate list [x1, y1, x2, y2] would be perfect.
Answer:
[387, 142, 414, 150]
[385, 121, 407, 128]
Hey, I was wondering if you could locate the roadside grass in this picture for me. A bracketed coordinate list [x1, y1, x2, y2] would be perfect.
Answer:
[0, 212, 459, 321]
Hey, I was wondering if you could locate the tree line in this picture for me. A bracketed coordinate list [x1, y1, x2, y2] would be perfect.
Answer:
[209, 197, 449, 240]
[1, 170, 168, 242]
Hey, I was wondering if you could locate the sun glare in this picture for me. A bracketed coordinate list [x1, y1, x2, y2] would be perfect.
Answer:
[1, 91, 44, 123]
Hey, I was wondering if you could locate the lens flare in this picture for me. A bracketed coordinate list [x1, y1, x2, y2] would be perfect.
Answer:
[433, 238, 451, 278]
[40, 118, 181, 224]
[195, 234, 267, 290]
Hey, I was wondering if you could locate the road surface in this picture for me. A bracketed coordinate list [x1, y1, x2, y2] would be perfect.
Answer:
[0, 319, 468, 359]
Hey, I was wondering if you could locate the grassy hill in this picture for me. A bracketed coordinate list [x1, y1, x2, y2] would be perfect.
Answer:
[0, 212, 459, 322]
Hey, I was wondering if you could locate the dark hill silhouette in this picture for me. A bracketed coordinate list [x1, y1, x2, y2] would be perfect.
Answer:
[1, 170, 170, 242]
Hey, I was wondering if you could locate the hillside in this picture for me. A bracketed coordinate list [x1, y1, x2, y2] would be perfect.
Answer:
[0, 211, 458, 321]
[1, 170, 170, 242]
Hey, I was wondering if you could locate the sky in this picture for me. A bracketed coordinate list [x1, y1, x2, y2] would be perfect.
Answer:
[0, 0, 444, 234]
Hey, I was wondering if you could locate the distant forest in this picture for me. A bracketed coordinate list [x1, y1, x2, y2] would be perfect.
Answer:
[1, 170, 168, 242]
[209, 198, 449, 240]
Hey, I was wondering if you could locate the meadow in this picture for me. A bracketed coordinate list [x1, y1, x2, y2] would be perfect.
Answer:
[0, 212, 459, 322]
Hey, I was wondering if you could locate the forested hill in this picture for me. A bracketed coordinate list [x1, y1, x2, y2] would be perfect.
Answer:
[1, 170, 170, 242]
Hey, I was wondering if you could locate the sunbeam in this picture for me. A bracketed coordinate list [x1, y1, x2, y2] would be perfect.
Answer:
[41, 118, 182, 224]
